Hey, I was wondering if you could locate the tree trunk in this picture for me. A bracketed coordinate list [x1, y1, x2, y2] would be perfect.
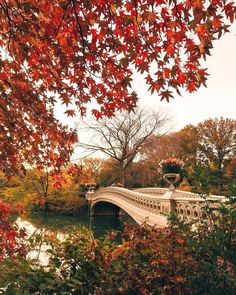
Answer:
[120, 163, 127, 187]
[121, 167, 126, 187]
[44, 198, 49, 211]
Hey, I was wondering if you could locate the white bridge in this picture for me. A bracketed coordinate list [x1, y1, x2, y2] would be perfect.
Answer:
[86, 187, 225, 227]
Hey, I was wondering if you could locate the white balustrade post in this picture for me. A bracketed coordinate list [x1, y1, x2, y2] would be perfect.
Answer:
[161, 189, 177, 214]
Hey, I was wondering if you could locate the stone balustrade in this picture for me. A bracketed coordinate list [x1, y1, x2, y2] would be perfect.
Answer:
[86, 186, 226, 227]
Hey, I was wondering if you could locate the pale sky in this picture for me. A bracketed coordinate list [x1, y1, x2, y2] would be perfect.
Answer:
[55, 23, 236, 132]
[134, 23, 236, 131]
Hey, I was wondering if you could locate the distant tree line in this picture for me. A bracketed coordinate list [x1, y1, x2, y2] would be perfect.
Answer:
[79, 116, 236, 195]
[0, 117, 235, 210]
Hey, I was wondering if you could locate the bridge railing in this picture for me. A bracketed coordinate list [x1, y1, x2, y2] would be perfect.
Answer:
[86, 186, 226, 222]
[133, 187, 169, 196]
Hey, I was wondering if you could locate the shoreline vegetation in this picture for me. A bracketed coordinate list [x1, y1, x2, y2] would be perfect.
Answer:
[0, 167, 235, 294]
[0, 198, 235, 294]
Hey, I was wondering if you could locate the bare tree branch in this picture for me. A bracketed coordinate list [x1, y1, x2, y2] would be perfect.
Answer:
[76, 108, 171, 186]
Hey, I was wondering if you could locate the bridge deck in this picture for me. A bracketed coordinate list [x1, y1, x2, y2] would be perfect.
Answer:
[86, 187, 225, 227]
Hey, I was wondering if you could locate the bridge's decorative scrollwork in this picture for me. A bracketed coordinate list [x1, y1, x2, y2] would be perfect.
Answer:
[86, 187, 225, 227]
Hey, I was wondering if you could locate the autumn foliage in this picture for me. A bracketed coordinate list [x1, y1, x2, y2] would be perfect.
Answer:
[0, 203, 235, 294]
[160, 157, 184, 174]
[1, 0, 236, 175]
[0, 200, 26, 261]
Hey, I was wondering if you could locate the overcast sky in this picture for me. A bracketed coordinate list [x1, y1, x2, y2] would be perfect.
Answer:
[55, 23, 236, 132]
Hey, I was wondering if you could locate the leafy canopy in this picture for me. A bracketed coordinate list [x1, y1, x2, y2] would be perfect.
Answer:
[0, 0, 236, 173]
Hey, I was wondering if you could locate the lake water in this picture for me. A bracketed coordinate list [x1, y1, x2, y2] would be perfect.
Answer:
[17, 211, 135, 239]
[15, 211, 135, 265]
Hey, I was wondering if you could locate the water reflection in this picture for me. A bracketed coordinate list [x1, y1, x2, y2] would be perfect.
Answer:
[17, 211, 135, 239]
[15, 212, 135, 265]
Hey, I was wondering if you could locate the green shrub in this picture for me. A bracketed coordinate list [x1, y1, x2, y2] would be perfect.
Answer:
[45, 195, 87, 214]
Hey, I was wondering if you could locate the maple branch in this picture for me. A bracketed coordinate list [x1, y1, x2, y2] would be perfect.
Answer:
[0, 2, 18, 58]
[132, 0, 138, 21]
[132, 0, 161, 67]
[56, 0, 71, 34]
[71, 0, 87, 64]
[1, 1, 20, 30]
[173, 0, 185, 29]
[71, 2, 107, 89]
[106, 3, 122, 58]
[29, 43, 67, 89]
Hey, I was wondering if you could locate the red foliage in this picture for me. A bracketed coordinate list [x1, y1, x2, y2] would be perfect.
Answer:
[0, 200, 26, 261]
[160, 157, 184, 173]
[0, 0, 235, 174]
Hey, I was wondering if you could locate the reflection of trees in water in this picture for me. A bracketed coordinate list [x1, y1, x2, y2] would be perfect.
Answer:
[14, 211, 136, 264]
[26, 211, 89, 232]
[17, 211, 135, 240]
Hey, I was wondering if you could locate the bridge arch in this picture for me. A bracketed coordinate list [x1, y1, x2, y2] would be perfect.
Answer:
[92, 201, 120, 216]
[90, 197, 141, 224]
[87, 187, 169, 227]
[86, 187, 225, 227]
